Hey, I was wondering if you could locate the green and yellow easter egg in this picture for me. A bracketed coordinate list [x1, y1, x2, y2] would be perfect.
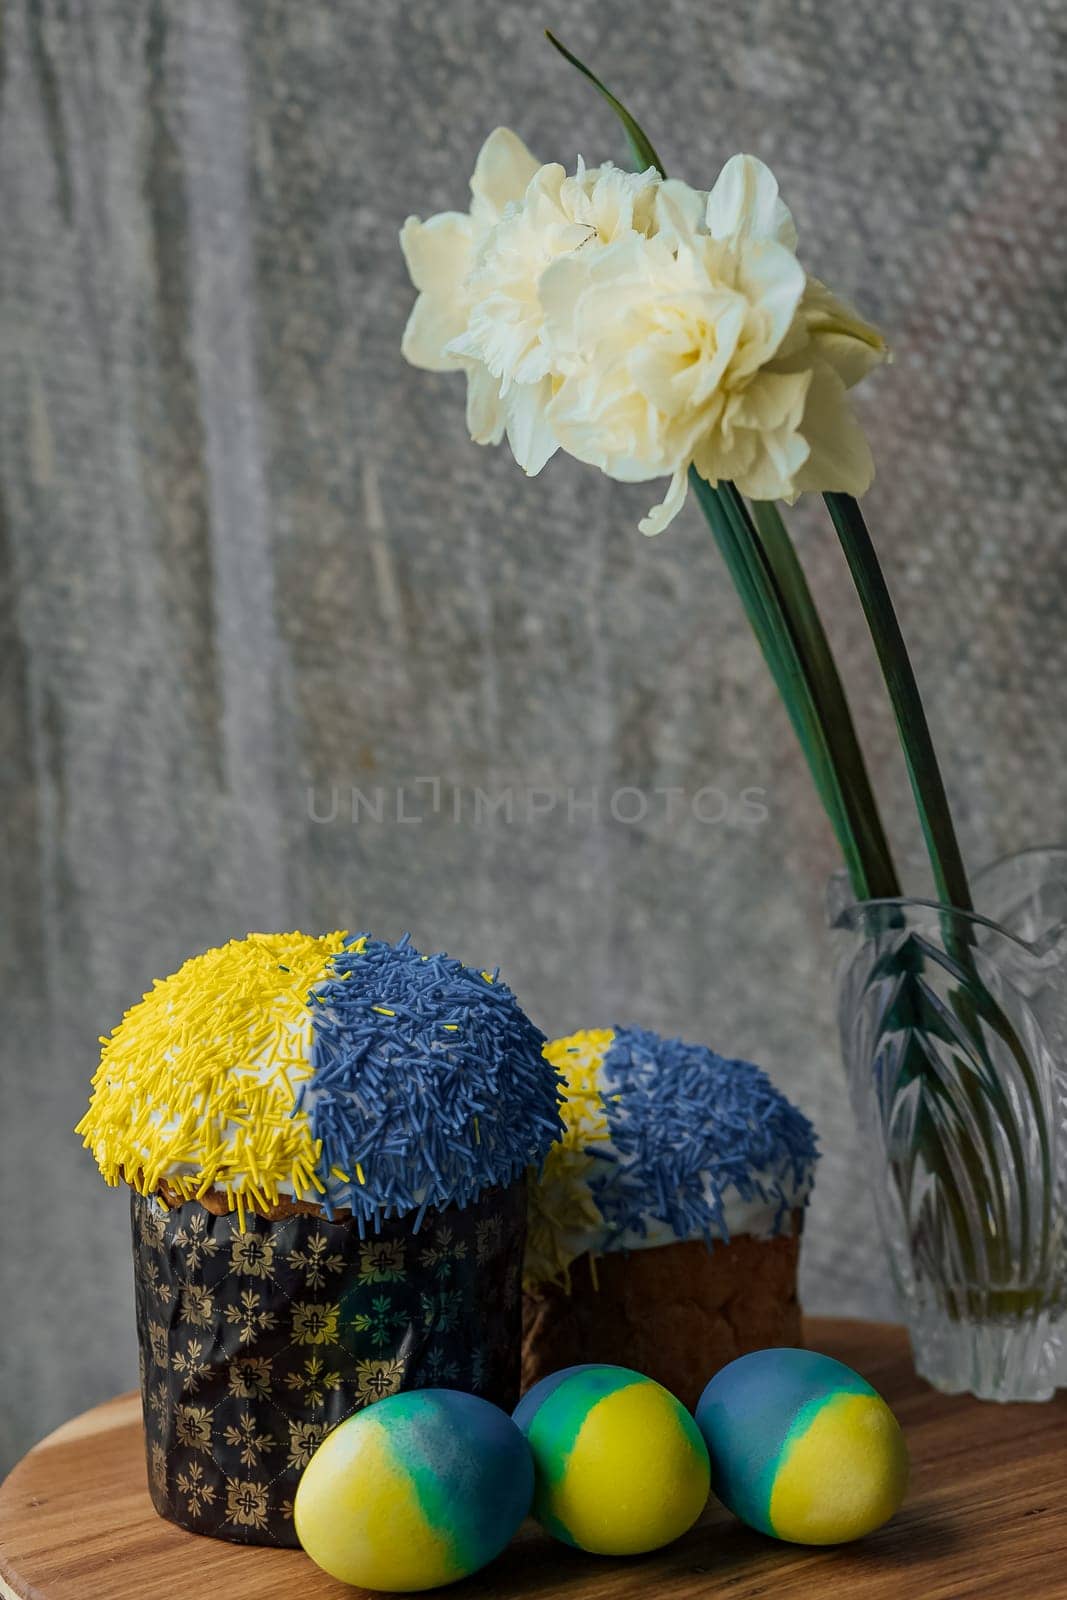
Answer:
[294, 1389, 533, 1591]
[695, 1348, 908, 1545]
[512, 1364, 710, 1555]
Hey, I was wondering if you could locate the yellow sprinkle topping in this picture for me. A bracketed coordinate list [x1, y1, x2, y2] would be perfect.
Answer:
[523, 1028, 616, 1291]
[75, 930, 349, 1221]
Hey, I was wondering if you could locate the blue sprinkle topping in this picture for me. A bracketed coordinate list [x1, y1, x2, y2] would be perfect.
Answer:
[303, 933, 564, 1233]
[589, 1026, 818, 1246]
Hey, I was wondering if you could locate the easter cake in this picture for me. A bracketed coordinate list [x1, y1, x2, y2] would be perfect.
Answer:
[523, 1026, 817, 1409]
[76, 930, 562, 1546]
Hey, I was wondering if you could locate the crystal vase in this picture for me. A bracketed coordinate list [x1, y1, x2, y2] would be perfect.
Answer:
[830, 847, 1067, 1401]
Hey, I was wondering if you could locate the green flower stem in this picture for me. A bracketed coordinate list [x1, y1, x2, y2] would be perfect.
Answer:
[824, 492, 973, 913]
[748, 498, 900, 900]
[688, 476, 820, 775]
[692, 474, 897, 901]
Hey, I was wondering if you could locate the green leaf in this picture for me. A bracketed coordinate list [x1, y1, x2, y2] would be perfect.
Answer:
[824, 492, 973, 913]
[692, 472, 881, 901]
[544, 30, 667, 176]
[749, 498, 900, 899]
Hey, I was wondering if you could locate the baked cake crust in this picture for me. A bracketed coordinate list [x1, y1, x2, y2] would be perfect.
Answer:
[522, 1214, 803, 1411]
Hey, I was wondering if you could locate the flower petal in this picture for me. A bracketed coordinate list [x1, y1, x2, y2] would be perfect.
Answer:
[572, 162, 660, 241]
[399, 213, 473, 293]
[504, 378, 558, 475]
[705, 154, 797, 250]
[693, 423, 757, 489]
[730, 367, 810, 437]
[731, 240, 806, 376]
[537, 251, 589, 366]
[653, 178, 706, 247]
[465, 362, 506, 446]
[734, 433, 811, 500]
[797, 277, 889, 388]
[469, 127, 541, 223]
[793, 364, 875, 494]
[401, 292, 468, 373]
[639, 465, 689, 535]
[399, 214, 476, 373]
[715, 371, 812, 499]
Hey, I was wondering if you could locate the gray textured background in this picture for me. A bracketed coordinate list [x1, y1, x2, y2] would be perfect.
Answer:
[2, 0, 1066, 1477]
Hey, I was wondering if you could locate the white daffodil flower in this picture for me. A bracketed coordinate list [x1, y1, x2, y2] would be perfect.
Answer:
[401, 142, 886, 530]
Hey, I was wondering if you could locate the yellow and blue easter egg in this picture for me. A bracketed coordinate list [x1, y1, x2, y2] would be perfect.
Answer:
[294, 1389, 533, 1591]
[512, 1364, 710, 1555]
[695, 1348, 908, 1545]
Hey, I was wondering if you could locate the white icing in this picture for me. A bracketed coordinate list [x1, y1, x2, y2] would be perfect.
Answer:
[152, 1014, 327, 1200]
[554, 1153, 814, 1264]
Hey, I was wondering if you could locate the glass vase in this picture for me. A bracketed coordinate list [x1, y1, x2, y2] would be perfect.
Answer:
[830, 847, 1067, 1401]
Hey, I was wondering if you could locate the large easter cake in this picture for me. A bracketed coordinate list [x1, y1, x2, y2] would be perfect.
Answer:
[76, 929, 562, 1546]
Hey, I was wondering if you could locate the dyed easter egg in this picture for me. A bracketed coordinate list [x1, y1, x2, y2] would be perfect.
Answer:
[513, 1364, 710, 1555]
[695, 1348, 908, 1545]
[294, 1389, 533, 1591]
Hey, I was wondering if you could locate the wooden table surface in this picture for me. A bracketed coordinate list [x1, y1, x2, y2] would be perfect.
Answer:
[1, 1318, 1065, 1600]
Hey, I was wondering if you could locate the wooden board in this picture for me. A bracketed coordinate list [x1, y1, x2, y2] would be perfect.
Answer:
[2, 1318, 1066, 1600]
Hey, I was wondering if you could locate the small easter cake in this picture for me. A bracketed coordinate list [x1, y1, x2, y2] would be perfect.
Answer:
[523, 1026, 817, 1409]
[77, 930, 562, 1547]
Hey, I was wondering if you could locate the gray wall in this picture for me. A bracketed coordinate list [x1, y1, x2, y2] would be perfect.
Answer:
[2, 0, 1065, 1477]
